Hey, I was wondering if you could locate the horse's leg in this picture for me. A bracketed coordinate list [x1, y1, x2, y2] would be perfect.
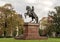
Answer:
[24, 13, 26, 18]
[35, 17, 38, 23]
[29, 17, 33, 23]
[32, 17, 33, 21]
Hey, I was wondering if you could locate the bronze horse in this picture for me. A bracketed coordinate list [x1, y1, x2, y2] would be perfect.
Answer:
[24, 6, 38, 23]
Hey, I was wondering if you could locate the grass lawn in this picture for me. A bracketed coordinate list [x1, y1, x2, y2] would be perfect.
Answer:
[0, 38, 60, 42]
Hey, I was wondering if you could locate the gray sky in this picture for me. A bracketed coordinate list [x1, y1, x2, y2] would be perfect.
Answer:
[0, 0, 60, 22]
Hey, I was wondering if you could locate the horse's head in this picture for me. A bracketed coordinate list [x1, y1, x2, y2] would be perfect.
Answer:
[26, 6, 31, 11]
[24, 6, 31, 18]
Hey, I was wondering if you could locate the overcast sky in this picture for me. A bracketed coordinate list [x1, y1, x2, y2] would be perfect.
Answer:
[0, 0, 60, 22]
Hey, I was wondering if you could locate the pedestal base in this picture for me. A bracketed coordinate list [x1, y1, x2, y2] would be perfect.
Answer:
[23, 23, 40, 39]
[15, 23, 47, 40]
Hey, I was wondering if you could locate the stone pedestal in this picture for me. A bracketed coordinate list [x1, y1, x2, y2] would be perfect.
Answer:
[15, 23, 47, 40]
[23, 23, 47, 40]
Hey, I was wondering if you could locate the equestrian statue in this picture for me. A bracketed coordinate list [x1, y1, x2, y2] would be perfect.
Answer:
[24, 6, 38, 23]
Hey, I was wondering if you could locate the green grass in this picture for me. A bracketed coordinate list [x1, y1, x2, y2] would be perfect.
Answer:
[0, 38, 60, 42]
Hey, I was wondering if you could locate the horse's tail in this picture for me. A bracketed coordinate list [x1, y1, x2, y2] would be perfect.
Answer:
[36, 17, 38, 23]
[37, 17, 38, 23]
